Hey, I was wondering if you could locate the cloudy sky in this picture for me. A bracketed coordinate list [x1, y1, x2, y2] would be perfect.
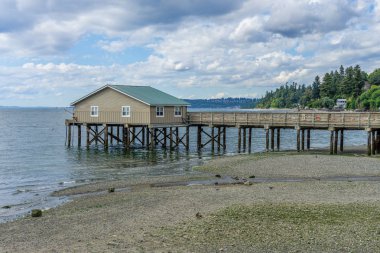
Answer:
[1, 0, 380, 106]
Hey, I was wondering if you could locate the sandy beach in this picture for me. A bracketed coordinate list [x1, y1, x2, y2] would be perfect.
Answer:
[1, 150, 380, 252]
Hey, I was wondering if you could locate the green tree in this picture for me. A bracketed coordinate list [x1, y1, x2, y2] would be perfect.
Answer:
[368, 68, 380, 86]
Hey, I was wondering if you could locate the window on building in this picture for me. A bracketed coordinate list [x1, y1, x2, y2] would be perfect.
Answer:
[174, 106, 182, 117]
[90, 106, 98, 117]
[156, 106, 164, 117]
[121, 106, 131, 117]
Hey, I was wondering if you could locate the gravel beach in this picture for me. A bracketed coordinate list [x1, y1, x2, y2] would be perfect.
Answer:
[1, 151, 380, 252]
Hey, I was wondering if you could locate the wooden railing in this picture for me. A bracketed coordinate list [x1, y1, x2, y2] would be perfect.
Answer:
[187, 112, 380, 129]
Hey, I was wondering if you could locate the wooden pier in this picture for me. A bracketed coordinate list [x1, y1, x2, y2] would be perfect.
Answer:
[66, 111, 380, 155]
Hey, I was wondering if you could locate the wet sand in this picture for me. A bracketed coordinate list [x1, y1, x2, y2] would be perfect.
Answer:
[1, 150, 380, 252]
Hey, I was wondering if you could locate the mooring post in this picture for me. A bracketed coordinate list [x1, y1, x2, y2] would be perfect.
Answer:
[211, 127, 215, 151]
[265, 128, 269, 152]
[197, 126, 202, 150]
[67, 124, 72, 147]
[334, 129, 339, 154]
[186, 126, 190, 151]
[277, 128, 281, 151]
[104, 124, 108, 148]
[77, 125, 81, 146]
[340, 129, 344, 152]
[86, 125, 90, 147]
[306, 129, 311, 150]
[372, 131, 376, 155]
[238, 127, 242, 152]
[296, 128, 300, 152]
[270, 128, 275, 151]
[248, 128, 252, 152]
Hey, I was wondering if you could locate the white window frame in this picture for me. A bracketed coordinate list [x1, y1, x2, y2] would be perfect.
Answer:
[174, 106, 182, 117]
[90, 106, 99, 117]
[121, 106, 131, 117]
[156, 106, 164, 117]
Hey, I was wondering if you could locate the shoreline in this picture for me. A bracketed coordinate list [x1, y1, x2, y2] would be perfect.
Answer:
[1, 148, 380, 252]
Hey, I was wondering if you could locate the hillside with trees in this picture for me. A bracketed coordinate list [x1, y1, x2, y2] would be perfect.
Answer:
[257, 65, 380, 110]
[185, 98, 259, 108]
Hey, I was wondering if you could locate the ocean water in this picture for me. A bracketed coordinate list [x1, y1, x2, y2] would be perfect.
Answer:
[0, 108, 368, 223]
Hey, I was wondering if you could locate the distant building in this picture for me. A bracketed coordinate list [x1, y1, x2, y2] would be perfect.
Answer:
[336, 99, 347, 109]
[70, 85, 190, 125]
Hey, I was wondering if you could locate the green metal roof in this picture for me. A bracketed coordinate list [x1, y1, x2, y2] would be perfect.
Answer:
[109, 85, 190, 106]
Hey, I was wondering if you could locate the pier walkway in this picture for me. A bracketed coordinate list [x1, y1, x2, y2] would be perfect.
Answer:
[66, 111, 380, 155]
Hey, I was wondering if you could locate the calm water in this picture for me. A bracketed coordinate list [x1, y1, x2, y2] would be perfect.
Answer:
[0, 108, 367, 222]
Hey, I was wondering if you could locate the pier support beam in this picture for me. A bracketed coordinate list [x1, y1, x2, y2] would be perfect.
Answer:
[277, 128, 280, 151]
[372, 131, 376, 155]
[334, 129, 338, 154]
[367, 130, 372, 156]
[223, 127, 227, 149]
[301, 129, 305, 151]
[238, 127, 242, 152]
[217, 127, 221, 151]
[377, 130, 380, 154]
[67, 125, 72, 146]
[103, 125, 108, 148]
[77, 125, 81, 146]
[270, 128, 275, 151]
[330, 130, 334, 155]
[306, 129, 310, 150]
[243, 128, 247, 151]
[197, 126, 202, 150]
[186, 126, 190, 151]
[265, 128, 269, 152]
[211, 127, 215, 152]
[340, 129, 344, 152]
[248, 128, 252, 152]
[150, 128, 155, 149]
[86, 125, 90, 147]
[296, 128, 300, 152]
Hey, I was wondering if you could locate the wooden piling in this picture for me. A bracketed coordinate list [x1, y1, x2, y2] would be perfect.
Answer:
[238, 127, 242, 152]
[211, 127, 215, 151]
[340, 129, 344, 152]
[217, 127, 221, 151]
[86, 125, 90, 147]
[163, 128, 167, 147]
[377, 130, 380, 154]
[334, 130, 338, 154]
[169, 128, 173, 149]
[186, 126, 190, 150]
[176, 127, 179, 146]
[306, 129, 310, 150]
[372, 131, 376, 155]
[301, 129, 305, 151]
[95, 125, 98, 145]
[223, 127, 226, 149]
[277, 128, 280, 151]
[77, 125, 81, 146]
[270, 128, 274, 151]
[243, 128, 247, 151]
[330, 130, 334, 155]
[296, 128, 300, 152]
[117, 126, 120, 144]
[142, 127, 145, 146]
[197, 126, 202, 150]
[248, 128, 252, 152]
[150, 128, 155, 149]
[265, 128, 269, 152]
[104, 124, 108, 148]
[67, 125, 72, 146]
[367, 131, 372, 156]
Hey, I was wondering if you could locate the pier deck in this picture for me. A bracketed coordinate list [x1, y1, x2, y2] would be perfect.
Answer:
[66, 111, 380, 155]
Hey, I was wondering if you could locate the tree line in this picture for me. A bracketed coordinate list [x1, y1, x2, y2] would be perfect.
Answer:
[257, 65, 380, 110]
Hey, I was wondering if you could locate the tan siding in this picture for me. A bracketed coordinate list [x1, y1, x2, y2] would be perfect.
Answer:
[150, 106, 188, 125]
[74, 87, 151, 124]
